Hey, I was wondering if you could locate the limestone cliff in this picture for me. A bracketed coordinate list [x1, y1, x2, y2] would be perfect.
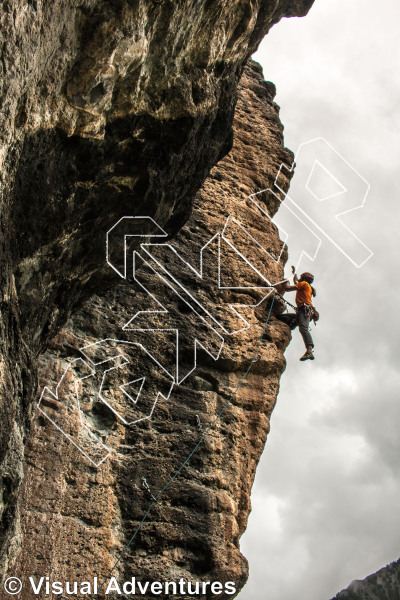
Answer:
[331, 560, 400, 600]
[0, 0, 314, 593]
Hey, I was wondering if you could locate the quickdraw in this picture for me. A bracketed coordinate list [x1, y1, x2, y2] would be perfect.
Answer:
[297, 303, 314, 318]
[274, 291, 319, 323]
[297, 303, 320, 324]
[273, 290, 297, 311]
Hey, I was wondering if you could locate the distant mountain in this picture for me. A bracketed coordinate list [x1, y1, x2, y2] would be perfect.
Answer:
[331, 559, 400, 599]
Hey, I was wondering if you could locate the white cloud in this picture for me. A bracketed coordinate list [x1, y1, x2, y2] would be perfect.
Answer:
[239, 1, 400, 597]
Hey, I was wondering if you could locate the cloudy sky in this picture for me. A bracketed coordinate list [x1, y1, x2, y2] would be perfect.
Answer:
[239, 0, 400, 599]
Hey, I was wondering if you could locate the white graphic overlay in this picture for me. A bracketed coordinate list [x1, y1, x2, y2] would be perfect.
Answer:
[80, 340, 175, 425]
[274, 137, 372, 270]
[106, 216, 168, 278]
[37, 359, 111, 467]
[39, 138, 372, 465]
[4, 577, 23, 595]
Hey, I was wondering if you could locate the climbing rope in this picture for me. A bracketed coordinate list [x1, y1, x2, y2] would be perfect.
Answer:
[91, 295, 276, 599]
[273, 289, 318, 326]
[272, 289, 297, 311]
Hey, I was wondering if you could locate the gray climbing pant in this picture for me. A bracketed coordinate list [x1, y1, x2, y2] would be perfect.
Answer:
[276, 307, 314, 348]
[297, 306, 314, 348]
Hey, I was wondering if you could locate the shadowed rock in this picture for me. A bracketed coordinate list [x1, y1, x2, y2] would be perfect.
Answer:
[9, 60, 297, 599]
[0, 0, 314, 583]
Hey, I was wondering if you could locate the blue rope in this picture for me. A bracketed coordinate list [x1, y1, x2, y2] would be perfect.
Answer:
[92, 295, 276, 598]
[273, 290, 297, 311]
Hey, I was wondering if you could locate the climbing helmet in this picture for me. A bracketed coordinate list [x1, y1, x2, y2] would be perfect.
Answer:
[300, 272, 314, 283]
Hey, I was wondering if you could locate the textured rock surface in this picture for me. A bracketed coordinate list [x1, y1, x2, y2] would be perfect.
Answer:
[0, 0, 315, 577]
[331, 560, 400, 600]
[9, 61, 295, 598]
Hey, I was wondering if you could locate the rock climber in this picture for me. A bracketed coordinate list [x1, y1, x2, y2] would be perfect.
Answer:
[275, 269, 319, 362]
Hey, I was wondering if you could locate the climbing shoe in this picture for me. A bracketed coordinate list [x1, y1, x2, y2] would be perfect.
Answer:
[300, 350, 315, 361]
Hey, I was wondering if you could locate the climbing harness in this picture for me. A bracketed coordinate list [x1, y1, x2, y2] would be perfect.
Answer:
[91, 297, 276, 599]
[297, 303, 314, 319]
[273, 290, 319, 326]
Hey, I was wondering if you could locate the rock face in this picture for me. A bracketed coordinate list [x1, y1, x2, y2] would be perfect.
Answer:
[0, 0, 315, 589]
[331, 560, 400, 600]
[8, 60, 295, 598]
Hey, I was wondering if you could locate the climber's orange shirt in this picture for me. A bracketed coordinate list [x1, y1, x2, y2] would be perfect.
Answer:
[295, 281, 313, 307]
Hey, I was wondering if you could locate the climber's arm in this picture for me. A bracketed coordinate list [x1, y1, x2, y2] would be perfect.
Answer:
[273, 281, 297, 293]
